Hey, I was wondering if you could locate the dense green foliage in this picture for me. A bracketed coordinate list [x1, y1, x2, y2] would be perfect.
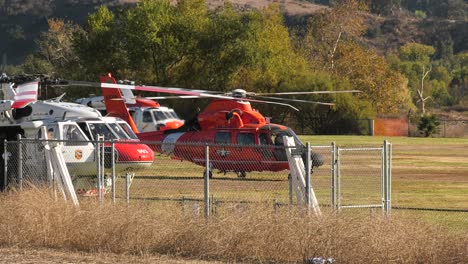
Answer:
[1, 0, 466, 134]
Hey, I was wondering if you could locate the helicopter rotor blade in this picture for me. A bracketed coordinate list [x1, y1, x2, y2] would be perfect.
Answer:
[54, 80, 232, 99]
[109, 96, 199, 100]
[145, 95, 200, 100]
[238, 98, 299, 111]
[254, 90, 361, 96]
[101, 83, 299, 110]
[253, 95, 335, 106]
[54, 79, 345, 111]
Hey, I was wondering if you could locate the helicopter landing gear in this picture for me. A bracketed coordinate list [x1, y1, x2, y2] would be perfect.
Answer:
[236, 171, 247, 178]
[204, 169, 213, 179]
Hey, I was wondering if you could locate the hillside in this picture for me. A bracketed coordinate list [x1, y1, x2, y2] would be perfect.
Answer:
[1, 0, 466, 65]
[0, 0, 327, 65]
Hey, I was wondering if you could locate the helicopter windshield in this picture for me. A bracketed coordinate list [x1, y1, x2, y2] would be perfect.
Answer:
[152, 110, 169, 121]
[117, 122, 139, 139]
[151, 109, 181, 121]
[87, 123, 116, 140]
[108, 123, 130, 139]
[167, 109, 180, 119]
[260, 125, 304, 147]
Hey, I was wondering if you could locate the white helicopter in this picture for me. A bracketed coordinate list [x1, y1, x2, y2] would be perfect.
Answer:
[0, 74, 154, 194]
[76, 83, 185, 133]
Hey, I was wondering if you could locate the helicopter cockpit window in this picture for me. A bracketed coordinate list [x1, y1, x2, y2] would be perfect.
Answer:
[143, 111, 153, 123]
[215, 132, 231, 144]
[153, 110, 168, 121]
[108, 123, 129, 139]
[63, 124, 88, 145]
[273, 133, 287, 146]
[167, 110, 180, 119]
[117, 122, 139, 139]
[237, 133, 255, 145]
[88, 123, 116, 140]
[259, 133, 269, 145]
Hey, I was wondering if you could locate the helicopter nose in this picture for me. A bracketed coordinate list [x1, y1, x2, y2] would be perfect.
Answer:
[311, 152, 324, 167]
[301, 151, 325, 168]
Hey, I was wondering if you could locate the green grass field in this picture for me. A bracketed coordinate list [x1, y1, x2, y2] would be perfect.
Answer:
[300, 135, 468, 145]
[108, 135, 468, 230]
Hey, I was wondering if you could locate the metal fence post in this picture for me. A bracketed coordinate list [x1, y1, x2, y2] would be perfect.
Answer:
[388, 142, 392, 214]
[383, 140, 392, 215]
[331, 142, 336, 209]
[101, 136, 105, 201]
[96, 138, 102, 202]
[111, 141, 116, 204]
[126, 171, 130, 204]
[18, 134, 23, 191]
[204, 144, 210, 218]
[3, 139, 7, 189]
[336, 146, 341, 210]
[305, 142, 311, 209]
[288, 173, 293, 205]
[381, 142, 385, 212]
[383, 140, 388, 214]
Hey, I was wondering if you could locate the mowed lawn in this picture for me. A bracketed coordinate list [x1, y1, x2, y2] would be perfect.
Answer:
[126, 135, 466, 211]
[300, 135, 468, 210]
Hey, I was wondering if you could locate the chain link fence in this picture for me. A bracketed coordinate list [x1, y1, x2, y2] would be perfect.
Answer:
[1, 139, 389, 208]
[1, 138, 466, 231]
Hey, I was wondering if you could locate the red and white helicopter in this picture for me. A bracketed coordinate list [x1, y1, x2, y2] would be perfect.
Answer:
[0, 74, 154, 193]
[60, 74, 359, 178]
[75, 85, 185, 133]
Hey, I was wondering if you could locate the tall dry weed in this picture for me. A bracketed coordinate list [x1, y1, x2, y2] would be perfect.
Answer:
[0, 189, 466, 263]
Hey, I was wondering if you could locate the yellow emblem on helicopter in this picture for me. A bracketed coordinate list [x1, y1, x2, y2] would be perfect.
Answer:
[75, 149, 83, 160]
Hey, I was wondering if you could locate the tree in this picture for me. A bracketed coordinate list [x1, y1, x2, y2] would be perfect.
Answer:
[302, 0, 413, 116]
[291, 73, 375, 135]
[74, 5, 126, 80]
[418, 114, 440, 137]
[366, 0, 402, 15]
[449, 52, 468, 103]
[334, 41, 413, 114]
[394, 43, 436, 113]
[304, 0, 368, 72]
[36, 18, 82, 76]
[227, 5, 309, 93]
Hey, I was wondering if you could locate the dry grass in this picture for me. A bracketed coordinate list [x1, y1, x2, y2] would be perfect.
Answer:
[0, 189, 466, 263]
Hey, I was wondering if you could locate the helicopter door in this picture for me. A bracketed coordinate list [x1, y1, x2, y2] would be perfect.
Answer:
[59, 123, 95, 176]
[258, 132, 274, 159]
[141, 109, 154, 132]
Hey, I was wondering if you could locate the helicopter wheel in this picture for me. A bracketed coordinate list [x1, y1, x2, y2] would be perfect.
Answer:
[236, 171, 247, 178]
[204, 169, 213, 179]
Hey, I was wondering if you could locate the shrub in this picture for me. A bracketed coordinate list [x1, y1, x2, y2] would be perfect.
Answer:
[418, 114, 440, 137]
[415, 10, 427, 19]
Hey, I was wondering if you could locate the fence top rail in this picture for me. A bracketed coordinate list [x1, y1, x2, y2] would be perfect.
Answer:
[338, 147, 383, 151]
[340, 204, 383, 209]
[10, 138, 120, 144]
[309, 145, 333, 149]
[7, 139, 330, 149]
[8, 139, 388, 152]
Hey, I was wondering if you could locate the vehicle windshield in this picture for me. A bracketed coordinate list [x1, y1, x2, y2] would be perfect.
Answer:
[88, 122, 116, 140]
[108, 122, 130, 139]
[117, 122, 139, 139]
